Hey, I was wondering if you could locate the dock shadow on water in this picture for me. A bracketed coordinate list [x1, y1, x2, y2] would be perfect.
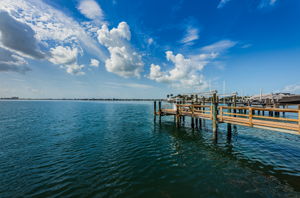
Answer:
[154, 118, 300, 197]
[0, 101, 299, 198]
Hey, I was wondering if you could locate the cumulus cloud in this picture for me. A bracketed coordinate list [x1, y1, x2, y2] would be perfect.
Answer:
[78, 0, 104, 22]
[97, 22, 144, 78]
[149, 40, 236, 89]
[180, 26, 199, 45]
[217, 0, 231, 8]
[49, 46, 84, 75]
[149, 51, 217, 90]
[65, 63, 85, 75]
[49, 46, 79, 65]
[90, 58, 100, 67]
[0, 11, 44, 59]
[0, 47, 30, 73]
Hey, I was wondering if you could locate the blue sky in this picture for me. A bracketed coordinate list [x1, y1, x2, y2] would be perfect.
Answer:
[0, 0, 299, 98]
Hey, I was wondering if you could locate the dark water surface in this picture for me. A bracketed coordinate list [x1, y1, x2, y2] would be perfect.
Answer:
[0, 101, 299, 198]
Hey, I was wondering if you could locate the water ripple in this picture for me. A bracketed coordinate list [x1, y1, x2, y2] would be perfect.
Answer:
[0, 101, 299, 198]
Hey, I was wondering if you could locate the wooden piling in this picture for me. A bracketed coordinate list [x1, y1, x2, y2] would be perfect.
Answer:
[233, 94, 237, 131]
[158, 101, 162, 123]
[191, 103, 195, 128]
[212, 92, 218, 137]
[176, 104, 180, 127]
[227, 103, 232, 135]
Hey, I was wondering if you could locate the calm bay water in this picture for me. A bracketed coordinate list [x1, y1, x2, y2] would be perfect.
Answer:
[0, 101, 299, 198]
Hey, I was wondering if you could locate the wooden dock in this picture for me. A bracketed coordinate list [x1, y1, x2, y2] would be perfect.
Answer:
[154, 92, 300, 137]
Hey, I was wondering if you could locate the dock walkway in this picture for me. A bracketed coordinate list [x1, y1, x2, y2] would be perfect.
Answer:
[155, 103, 300, 136]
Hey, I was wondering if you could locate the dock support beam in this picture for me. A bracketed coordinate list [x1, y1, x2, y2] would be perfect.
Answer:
[212, 92, 218, 138]
[176, 104, 180, 127]
[154, 101, 157, 122]
[191, 103, 195, 129]
[158, 101, 162, 123]
[233, 94, 237, 131]
[227, 103, 232, 139]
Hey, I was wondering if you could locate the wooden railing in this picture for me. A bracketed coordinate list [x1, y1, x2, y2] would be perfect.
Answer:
[219, 106, 300, 133]
[160, 104, 300, 134]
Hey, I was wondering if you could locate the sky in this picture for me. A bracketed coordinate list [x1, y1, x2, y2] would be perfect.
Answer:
[0, 0, 300, 98]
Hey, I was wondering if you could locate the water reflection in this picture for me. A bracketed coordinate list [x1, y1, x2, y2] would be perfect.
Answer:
[154, 119, 300, 191]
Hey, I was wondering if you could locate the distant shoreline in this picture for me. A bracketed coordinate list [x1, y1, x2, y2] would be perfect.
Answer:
[0, 98, 165, 101]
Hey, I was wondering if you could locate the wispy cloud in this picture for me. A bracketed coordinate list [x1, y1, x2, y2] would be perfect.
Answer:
[180, 26, 199, 46]
[201, 40, 237, 53]
[259, 0, 278, 8]
[217, 0, 231, 9]
[283, 84, 300, 93]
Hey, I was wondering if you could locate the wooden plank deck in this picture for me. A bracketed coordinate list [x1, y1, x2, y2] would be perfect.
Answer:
[157, 104, 300, 135]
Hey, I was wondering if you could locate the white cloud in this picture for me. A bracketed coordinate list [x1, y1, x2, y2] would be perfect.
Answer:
[201, 40, 237, 53]
[49, 46, 84, 75]
[65, 63, 85, 75]
[0, 0, 107, 74]
[147, 38, 154, 45]
[148, 51, 216, 90]
[49, 46, 79, 65]
[78, 0, 104, 22]
[97, 22, 144, 78]
[149, 40, 236, 90]
[98, 22, 131, 47]
[90, 58, 100, 67]
[217, 0, 231, 8]
[180, 26, 199, 45]
[283, 84, 300, 93]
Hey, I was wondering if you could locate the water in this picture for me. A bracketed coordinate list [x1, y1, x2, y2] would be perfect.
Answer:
[0, 101, 299, 198]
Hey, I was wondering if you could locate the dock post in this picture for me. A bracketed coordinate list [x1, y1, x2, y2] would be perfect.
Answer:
[158, 101, 162, 123]
[227, 103, 232, 137]
[191, 103, 195, 129]
[212, 91, 218, 138]
[176, 104, 180, 127]
[233, 93, 237, 131]
[275, 104, 279, 117]
[154, 101, 157, 122]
